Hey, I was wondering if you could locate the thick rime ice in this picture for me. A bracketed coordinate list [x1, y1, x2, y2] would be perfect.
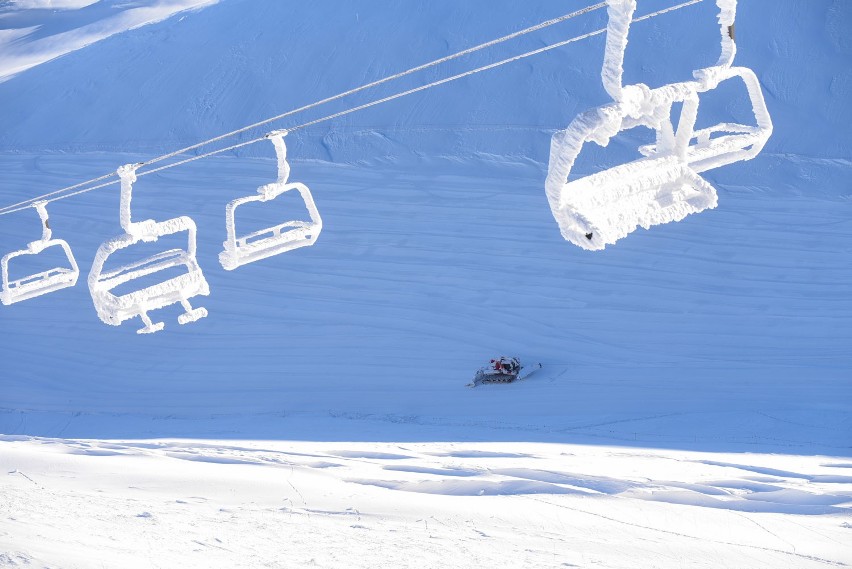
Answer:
[219, 130, 322, 271]
[545, 0, 772, 251]
[713, 0, 738, 69]
[0, 201, 79, 305]
[88, 164, 209, 334]
[601, 0, 636, 103]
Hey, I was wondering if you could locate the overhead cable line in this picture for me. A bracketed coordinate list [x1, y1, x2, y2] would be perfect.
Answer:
[141, 1, 608, 168]
[0, 0, 703, 217]
[283, 0, 705, 135]
[0, 1, 606, 216]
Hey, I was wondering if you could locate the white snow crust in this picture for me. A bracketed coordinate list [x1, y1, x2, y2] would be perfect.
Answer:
[6, 1, 99, 8]
[2, 435, 850, 568]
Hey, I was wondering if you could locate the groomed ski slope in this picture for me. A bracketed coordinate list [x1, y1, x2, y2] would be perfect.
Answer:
[1, 0, 851, 567]
[1, 152, 850, 568]
[1, 152, 850, 450]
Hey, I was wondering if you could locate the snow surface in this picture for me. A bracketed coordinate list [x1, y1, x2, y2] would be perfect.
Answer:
[3, 435, 851, 568]
[0, 0, 220, 83]
[0, 0, 851, 567]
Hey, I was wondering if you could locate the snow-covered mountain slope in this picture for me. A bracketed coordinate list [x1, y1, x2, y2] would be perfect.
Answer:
[0, 151, 849, 452]
[1, 2, 851, 566]
[0, 0, 848, 443]
[0, 0, 219, 82]
[0, 0, 850, 161]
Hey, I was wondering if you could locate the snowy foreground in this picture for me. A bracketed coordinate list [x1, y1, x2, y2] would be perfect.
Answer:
[3, 435, 852, 569]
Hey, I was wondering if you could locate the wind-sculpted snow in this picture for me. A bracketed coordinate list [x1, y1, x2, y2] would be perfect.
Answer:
[545, 0, 772, 250]
[0, 0, 220, 82]
[0, 1, 845, 161]
[1, 436, 850, 567]
[6, 1, 98, 8]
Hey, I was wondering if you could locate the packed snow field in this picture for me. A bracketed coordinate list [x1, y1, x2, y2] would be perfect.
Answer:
[4, 436, 852, 568]
[1, 0, 851, 567]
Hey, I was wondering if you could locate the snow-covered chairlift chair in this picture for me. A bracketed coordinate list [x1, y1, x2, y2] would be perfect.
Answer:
[545, 0, 772, 250]
[681, 66, 772, 175]
[545, 0, 713, 250]
[88, 164, 209, 334]
[545, 79, 717, 251]
[1, 201, 79, 305]
[219, 130, 322, 271]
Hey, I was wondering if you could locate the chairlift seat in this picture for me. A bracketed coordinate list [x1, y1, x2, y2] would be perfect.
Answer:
[546, 81, 713, 250]
[1, 239, 79, 305]
[91, 243, 208, 331]
[88, 164, 209, 334]
[220, 181, 321, 271]
[554, 153, 717, 250]
[1, 202, 79, 306]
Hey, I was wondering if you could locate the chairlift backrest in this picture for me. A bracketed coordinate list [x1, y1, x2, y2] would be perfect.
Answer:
[545, 89, 717, 250]
[219, 130, 322, 271]
[1, 201, 79, 305]
[680, 0, 772, 173]
[88, 164, 209, 334]
[599, 0, 771, 163]
[681, 66, 772, 173]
